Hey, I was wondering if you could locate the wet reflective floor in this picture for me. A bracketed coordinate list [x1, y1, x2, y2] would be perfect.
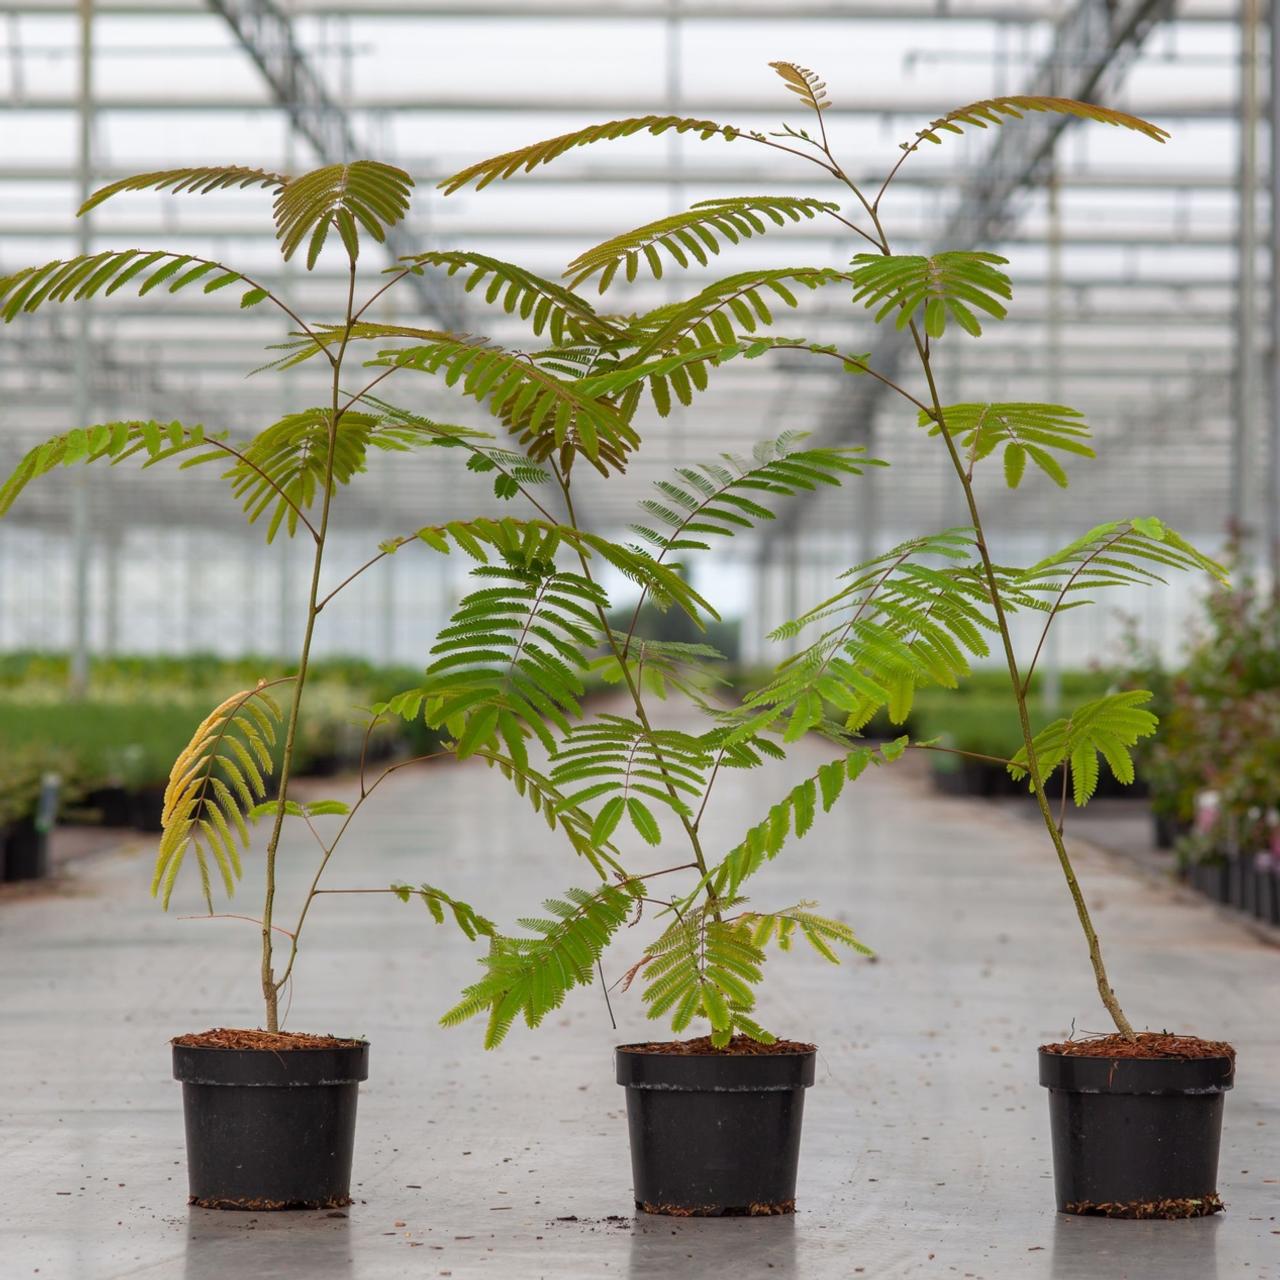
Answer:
[2, 729, 1276, 1279]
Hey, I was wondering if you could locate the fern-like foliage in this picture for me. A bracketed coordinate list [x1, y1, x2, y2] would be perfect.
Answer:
[908, 96, 1169, 149]
[439, 116, 739, 194]
[573, 335, 869, 421]
[572, 529, 718, 625]
[0, 251, 265, 321]
[68, 159, 413, 269]
[629, 266, 851, 360]
[639, 900, 771, 1045]
[273, 161, 413, 268]
[376, 512, 716, 629]
[219, 409, 377, 542]
[850, 251, 1012, 338]
[639, 898, 869, 1047]
[392, 251, 621, 344]
[631, 431, 878, 555]
[750, 530, 1000, 732]
[565, 196, 841, 291]
[1013, 517, 1226, 602]
[768, 62, 831, 113]
[745, 904, 872, 962]
[154, 682, 285, 911]
[550, 716, 714, 843]
[343, 326, 639, 472]
[0, 420, 217, 517]
[592, 635, 731, 705]
[1008, 691, 1158, 806]
[697, 740, 907, 898]
[182, 407, 466, 544]
[441, 879, 643, 1048]
[79, 165, 287, 215]
[923, 402, 1095, 489]
[392, 882, 496, 940]
[421, 557, 607, 759]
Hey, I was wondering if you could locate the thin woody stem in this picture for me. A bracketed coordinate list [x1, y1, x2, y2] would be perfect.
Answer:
[906, 317, 1135, 1040]
[258, 257, 359, 1033]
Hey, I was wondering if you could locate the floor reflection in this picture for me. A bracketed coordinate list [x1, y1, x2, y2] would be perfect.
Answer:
[182, 1205, 355, 1280]
[1049, 1209, 1221, 1280]
[627, 1211, 798, 1279]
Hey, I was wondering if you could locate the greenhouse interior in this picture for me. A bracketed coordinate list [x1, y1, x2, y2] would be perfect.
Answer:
[1, 0, 1278, 1277]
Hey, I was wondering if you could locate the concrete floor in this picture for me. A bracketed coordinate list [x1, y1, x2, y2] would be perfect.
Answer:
[2, 725, 1277, 1280]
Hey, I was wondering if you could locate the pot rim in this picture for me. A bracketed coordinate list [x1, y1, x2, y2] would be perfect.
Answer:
[616, 1043, 816, 1092]
[174, 1039, 369, 1088]
[1038, 1046, 1234, 1096]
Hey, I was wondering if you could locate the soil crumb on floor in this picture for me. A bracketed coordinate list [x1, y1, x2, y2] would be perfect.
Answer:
[618, 1035, 815, 1056]
[173, 1028, 366, 1051]
[1041, 1032, 1235, 1061]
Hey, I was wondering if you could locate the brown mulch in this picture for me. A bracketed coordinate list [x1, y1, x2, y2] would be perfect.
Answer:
[1041, 1032, 1235, 1061]
[640, 1199, 795, 1217]
[190, 1193, 353, 1211]
[619, 1035, 815, 1057]
[1066, 1194, 1224, 1220]
[173, 1028, 365, 1051]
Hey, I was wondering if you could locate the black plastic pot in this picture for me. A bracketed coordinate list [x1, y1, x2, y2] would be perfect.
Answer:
[1153, 811, 1179, 851]
[131, 785, 166, 833]
[1239, 855, 1257, 915]
[173, 1039, 369, 1210]
[1039, 1048, 1234, 1218]
[86, 785, 133, 828]
[616, 1044, 815, 1216]
[3, 817, 49, 882]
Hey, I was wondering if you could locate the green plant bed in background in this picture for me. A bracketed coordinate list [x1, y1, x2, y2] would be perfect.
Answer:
[0, 653, 445, 831]
[0, 650, 618, 834]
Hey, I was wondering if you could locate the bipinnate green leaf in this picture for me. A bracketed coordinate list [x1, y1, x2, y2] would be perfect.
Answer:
[1014, 518, 1227, 599]
[849, 251, 1011, 337]
[565, 196, 841, 292]
[392, 883, 495, 941]
[922, 403, 1095, 489]
[0, 252, 265, 321]
[748, 529, 1001, 735]
[1007, 690, 1158, 806]
[392, 250, 621, 344]
[0, 420, 216, 517]
[640, 897, 870, 1047]
[441, 880, 642, 1048]
[78, 166, 287, 215]
[907, 97, 1169, 148]
[629, 431, 880, 556]
[439, 116, 739, 194]
[273, 161, 414, 268]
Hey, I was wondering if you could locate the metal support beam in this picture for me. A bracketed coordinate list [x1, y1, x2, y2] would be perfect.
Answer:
[68, 0, 92, 696]
[207, 0, 461, 328]
[1235, 0, 1261, 553]
[1269, 0, 1280, 580]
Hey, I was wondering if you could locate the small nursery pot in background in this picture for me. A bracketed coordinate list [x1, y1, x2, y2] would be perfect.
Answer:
[173, 1034, 369, 1210]
[1039, 1037, 1234, 1219]
[616, 1039, 815, 1217]
[2, 817, 48, 882]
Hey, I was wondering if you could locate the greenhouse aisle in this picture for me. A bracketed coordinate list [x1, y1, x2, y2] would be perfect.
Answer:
[1, 730, 1276, 1280]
